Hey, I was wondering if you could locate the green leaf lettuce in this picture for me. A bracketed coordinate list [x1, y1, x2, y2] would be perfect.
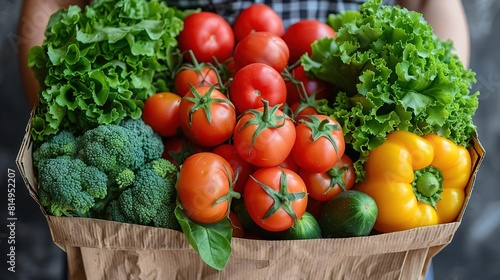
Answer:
[301, 0, 479, 181]
[29, 0, 190, 141]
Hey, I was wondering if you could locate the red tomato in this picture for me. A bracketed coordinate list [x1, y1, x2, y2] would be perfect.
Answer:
[229, 211, 245, 238]
[229, 63, 287, 115]
[174, 65, 219, 97]
[244, 167, 308, 232]
[290, 101, 319, 122]
[177, 152, 238, 224]
[232, 4, 284, 42]
[233, 102, 296, 167]
[285, 65, 333, 105]
[225, 57, 236, 73]
[282, 20, 337, 63]
[222, 57, 237, 81]
[277, 153, 300, 173]
[292, 115, 345, 173]
[161, 135, 208, 166]
[213, 144, 254, 193]
[142, 92, 181, 137]
[178, 12, 235, 64]
[233, 31, 289, 73]
[299, 154, 356, 202]
[178, 86, 236, 147]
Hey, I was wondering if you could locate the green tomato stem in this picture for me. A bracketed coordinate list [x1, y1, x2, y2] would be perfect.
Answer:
[236, 99, 288, 154]
[250, 170, 306, 224]
[301, 115, 342, 161]
[326, 165, 349, 192]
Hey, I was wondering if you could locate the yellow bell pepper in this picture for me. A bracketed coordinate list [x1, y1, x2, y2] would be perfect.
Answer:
[355, 130, 472, 233]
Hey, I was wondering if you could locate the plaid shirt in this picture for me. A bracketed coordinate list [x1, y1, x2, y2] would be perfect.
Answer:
[166, 0, 397, 28]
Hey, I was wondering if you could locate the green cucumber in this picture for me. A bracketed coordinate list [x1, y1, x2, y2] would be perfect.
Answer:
[282, 211, 322, 240]
[318, 190, 378, 238]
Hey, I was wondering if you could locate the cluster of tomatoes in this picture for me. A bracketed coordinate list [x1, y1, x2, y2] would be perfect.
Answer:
[141, 4, 356, 236]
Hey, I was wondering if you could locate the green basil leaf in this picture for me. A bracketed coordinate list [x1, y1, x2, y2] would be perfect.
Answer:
[175, 204, 232, 271]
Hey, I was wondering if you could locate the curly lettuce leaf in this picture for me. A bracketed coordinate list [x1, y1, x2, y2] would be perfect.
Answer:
[303, 0, 479, 181]
[28, 0, 187, 141]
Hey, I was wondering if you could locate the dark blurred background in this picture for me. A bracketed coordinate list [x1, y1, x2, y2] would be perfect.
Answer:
[1, 0, 499, 279]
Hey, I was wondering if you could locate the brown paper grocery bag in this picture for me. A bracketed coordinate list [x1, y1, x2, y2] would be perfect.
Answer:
[44, 215, 461, 280]
[16, 112, 485, 280]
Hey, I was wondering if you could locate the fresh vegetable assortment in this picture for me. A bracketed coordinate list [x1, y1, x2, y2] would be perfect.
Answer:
[29, 0, 480, 271]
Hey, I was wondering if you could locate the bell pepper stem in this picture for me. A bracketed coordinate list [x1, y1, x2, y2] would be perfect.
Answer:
[412, 166, 444, 210]
[415, 172, 440, 197]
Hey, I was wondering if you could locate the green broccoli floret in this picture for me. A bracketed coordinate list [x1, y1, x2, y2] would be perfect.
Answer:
[153, 203, 179, 229]
[115, 168, 135, 189]
[32, 118, 169, 221]
[142, 158, 178, 187]
[33, 130, 78, 168]
[120, 118, 164, 169]
[77, 119, 164, 179]
[77, 124, 136, 179]
[106, 167, 180, 230]
[37, 156, 108, 217]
